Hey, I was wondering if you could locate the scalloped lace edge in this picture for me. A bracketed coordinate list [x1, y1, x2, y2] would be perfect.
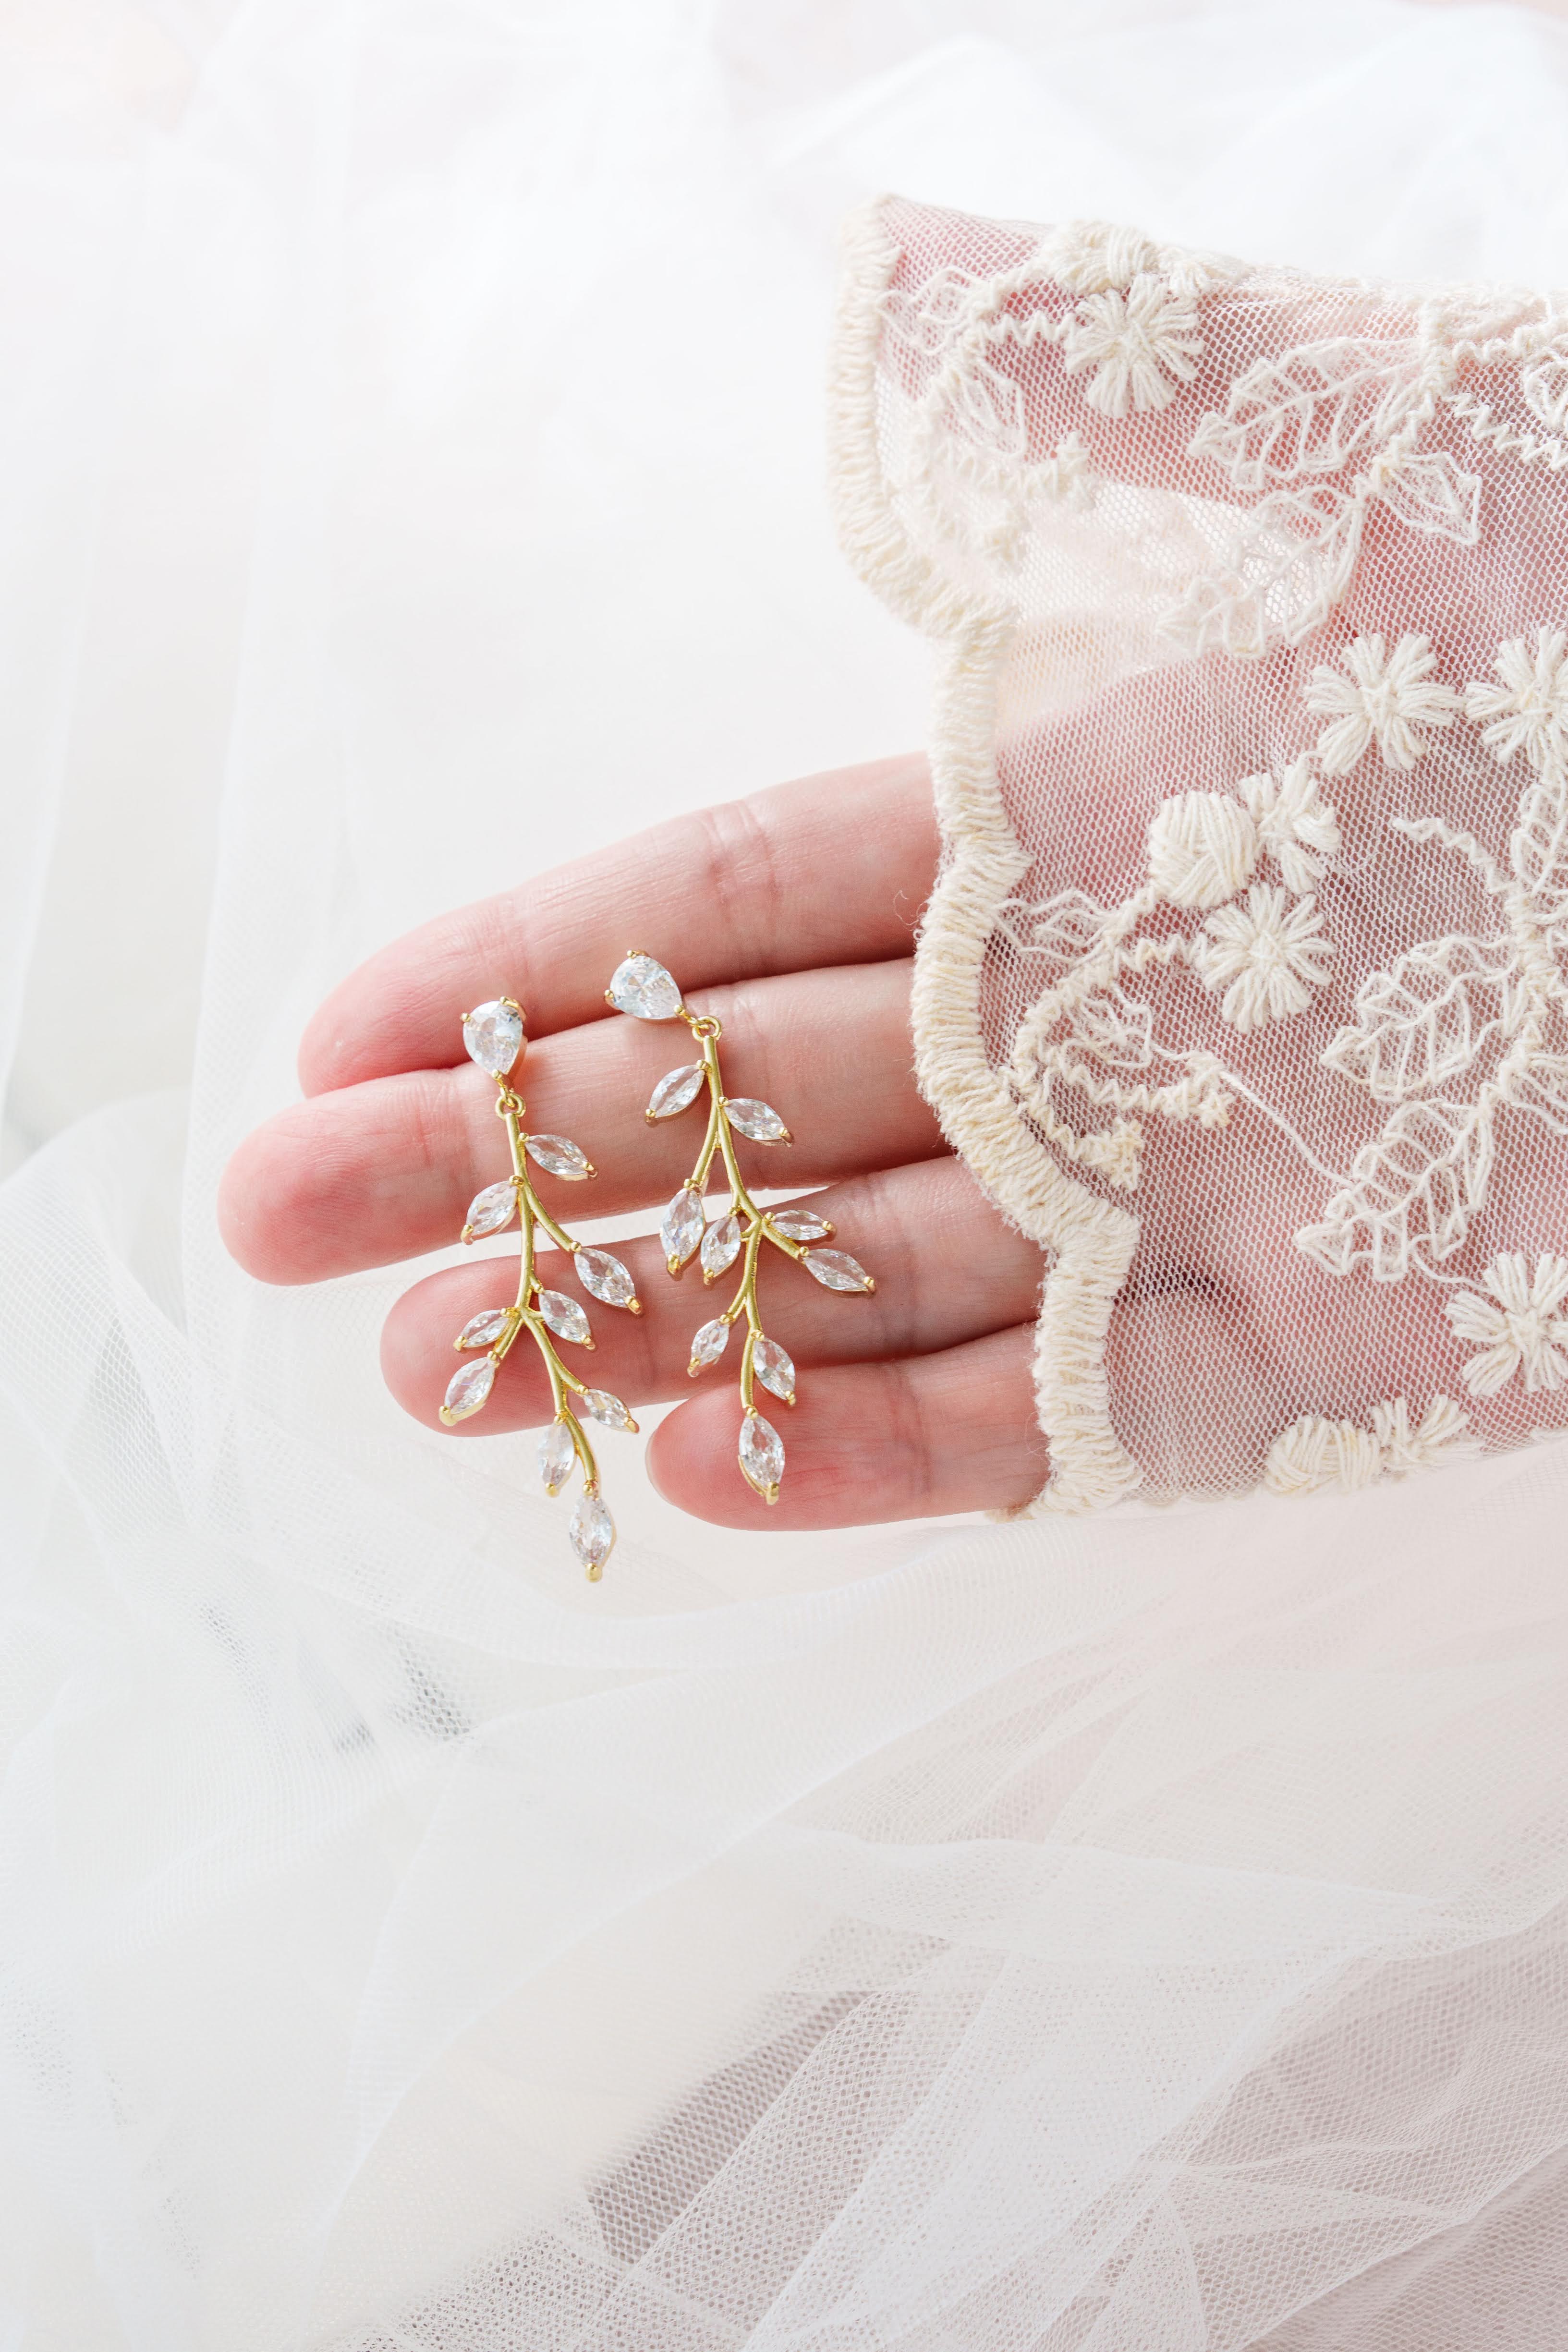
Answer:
[828, 197, 1143, 1514]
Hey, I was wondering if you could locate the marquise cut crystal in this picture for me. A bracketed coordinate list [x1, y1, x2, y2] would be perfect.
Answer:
[647, 1062, 705, 1120]
[752, 1336, 796, 1404]
[538, 1418, 576, 1492]
[803, 1248, 873, 1294]
[537, 1290, 591, 1345]
[726, 1097, 790, 1143]
[462, 999, 524, 1079]
[769, 1207, 832, 1243]
[569, 1492, 615, 1575]
[689, 1317, 729, 1371]
[442, 1357, 495, 1421]
[608, 955, 683, 1021]
[582, 1388, 635, 1431]
[661, 1187, 705, 1268]
[525, 1133, 594, 1180]
[456, 1308, 511, 1350]
[464, 1180, 517, 1239]
[739, 1410, 785, 1498]
[700, 1213, 742, 1280]
[576, 1248, 638, 1309]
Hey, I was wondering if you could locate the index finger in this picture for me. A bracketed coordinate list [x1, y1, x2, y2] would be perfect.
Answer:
[299, 753, 937, 1096]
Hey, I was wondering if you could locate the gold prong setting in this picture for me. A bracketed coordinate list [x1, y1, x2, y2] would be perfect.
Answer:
[608, 953, 876, 1506]
[437, 996, 639, 1580]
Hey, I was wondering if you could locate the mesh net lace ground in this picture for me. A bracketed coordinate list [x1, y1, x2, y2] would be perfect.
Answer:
[835, 195, 1568, 1512]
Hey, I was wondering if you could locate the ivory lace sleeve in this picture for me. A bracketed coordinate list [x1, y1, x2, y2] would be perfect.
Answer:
[831, 195, 1568, 1513]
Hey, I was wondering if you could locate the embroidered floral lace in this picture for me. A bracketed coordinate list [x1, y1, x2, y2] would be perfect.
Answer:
[834, 195, 1568, 1513]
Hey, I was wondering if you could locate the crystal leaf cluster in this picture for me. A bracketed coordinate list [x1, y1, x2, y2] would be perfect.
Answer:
[607, 953, 875, 1503]
[440, 998, 640, 1578]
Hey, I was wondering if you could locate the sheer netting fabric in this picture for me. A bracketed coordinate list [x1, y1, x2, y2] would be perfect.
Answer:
[834, 195, 1568, 1514]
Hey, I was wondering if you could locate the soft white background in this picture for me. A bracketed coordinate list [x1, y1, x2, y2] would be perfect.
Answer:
[6, 5, 1568, 2347]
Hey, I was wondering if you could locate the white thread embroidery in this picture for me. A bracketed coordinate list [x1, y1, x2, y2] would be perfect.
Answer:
[1010, 766, 1338, 1191]
[1464, 629, 1568, 774]
[1194, 885, 1335, 1033]
[1035, 432, 1093, 509]
[1446, 1253, 1568, 1394]
[1171, 341, 1482, 658]
[1239, 758, 1341, 893]
[1264, 1396, 1472, 1494]
[1521, 352, 1568, 433]
[1147, 790, 1258, 909]
[1060, 276, 1203, 418]
[1037, 219, 1161, 295]
[832, 201, 1568, 1515]
[1306, 632, 1460, 774]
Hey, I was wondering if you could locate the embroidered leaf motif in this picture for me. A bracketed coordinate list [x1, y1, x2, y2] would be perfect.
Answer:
[1374, 449, 1481, 543]
[1188, 339, 1421, 492]
[1511, 774, 1568, 923]
[1163, 484, 1362, 659]
[1509, 1054, 1568, 1138]
[995, 889, 1110, 974]
[1521, 352, 1568, 433]
[1296, 1097, 1495, 1280]
[1320, 934, 1515, 1102]
[1067, 982, 1154, 1072]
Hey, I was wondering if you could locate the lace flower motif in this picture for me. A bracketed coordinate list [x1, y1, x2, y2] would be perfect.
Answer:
[1306, 633, 1460, 775]
[1146, 790, 1257, 909]
[1240, 757, 1341, 894]
[1038, 219, 1160, 295]
[1194, 884, 1334, 1032]
[1464, 629, 1568, 776]
[1061, 276, 1203, 419]
[1446, 1254, 1568, 1395]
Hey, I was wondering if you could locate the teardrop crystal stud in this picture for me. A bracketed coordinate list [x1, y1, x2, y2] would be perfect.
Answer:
[689, 1317, 729, 1375]
[463, 1180, 518, 1241]
[462, 999, 524, 1079]
[606, 954, 683, 1021]
[700, 1212, 742, 1283]
[538, 1290, 593, 1347]
[455, 1308, 511, 1350]
[725, 1098, 791, 1144]
[538, 1418, 576, 1494]
[525, 1133, 595, 1181]
[739, 1409, 785, 1503]
[440, 1357, 496, 1423]
[646, 1063, 705, 1121]
[769, 1206, 834, 1243]
[582, 1388, 638, 1431]
[752, 1337, 797, 1406]
[570, 1491, 616, 1578]
[802, 1248, 875, 1294]
[661, 1186, 705, 1272]
[576, 1247, 640, 1312]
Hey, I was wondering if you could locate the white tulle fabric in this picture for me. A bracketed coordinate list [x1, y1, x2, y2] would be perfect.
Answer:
[9, 4, 1568, 2348]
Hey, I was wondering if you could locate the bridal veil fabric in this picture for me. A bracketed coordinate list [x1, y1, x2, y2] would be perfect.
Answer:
[7, 3, 1568, 2345]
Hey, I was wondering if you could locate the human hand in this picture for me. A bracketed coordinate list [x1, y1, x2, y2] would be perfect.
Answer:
[218, 755, 1055, 1528]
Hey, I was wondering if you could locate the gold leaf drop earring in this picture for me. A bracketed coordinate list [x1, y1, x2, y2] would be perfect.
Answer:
[605, 954, 875, 1504]
[435, 997, 643, 1580]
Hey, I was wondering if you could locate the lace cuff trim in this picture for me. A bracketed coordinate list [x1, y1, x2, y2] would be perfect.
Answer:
[830, 195, 1568, 1513]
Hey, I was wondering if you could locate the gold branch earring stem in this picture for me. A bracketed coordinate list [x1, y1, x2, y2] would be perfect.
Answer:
[608, 953, 877, 1507]
[434, 996, 644, 1580]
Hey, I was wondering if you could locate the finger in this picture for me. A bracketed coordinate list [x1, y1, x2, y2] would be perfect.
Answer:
[379, 1157, 1042, 1430]
[647, 1323, 1047, 1527]
[298, 755, 938, 1095]
[221, 959, 940, 1285]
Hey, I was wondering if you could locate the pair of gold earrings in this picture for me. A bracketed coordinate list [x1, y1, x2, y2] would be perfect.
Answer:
[431, 955, 875, 1579]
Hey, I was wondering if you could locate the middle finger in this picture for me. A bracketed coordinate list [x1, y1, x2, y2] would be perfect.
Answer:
[220, 958, 943, 1285]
